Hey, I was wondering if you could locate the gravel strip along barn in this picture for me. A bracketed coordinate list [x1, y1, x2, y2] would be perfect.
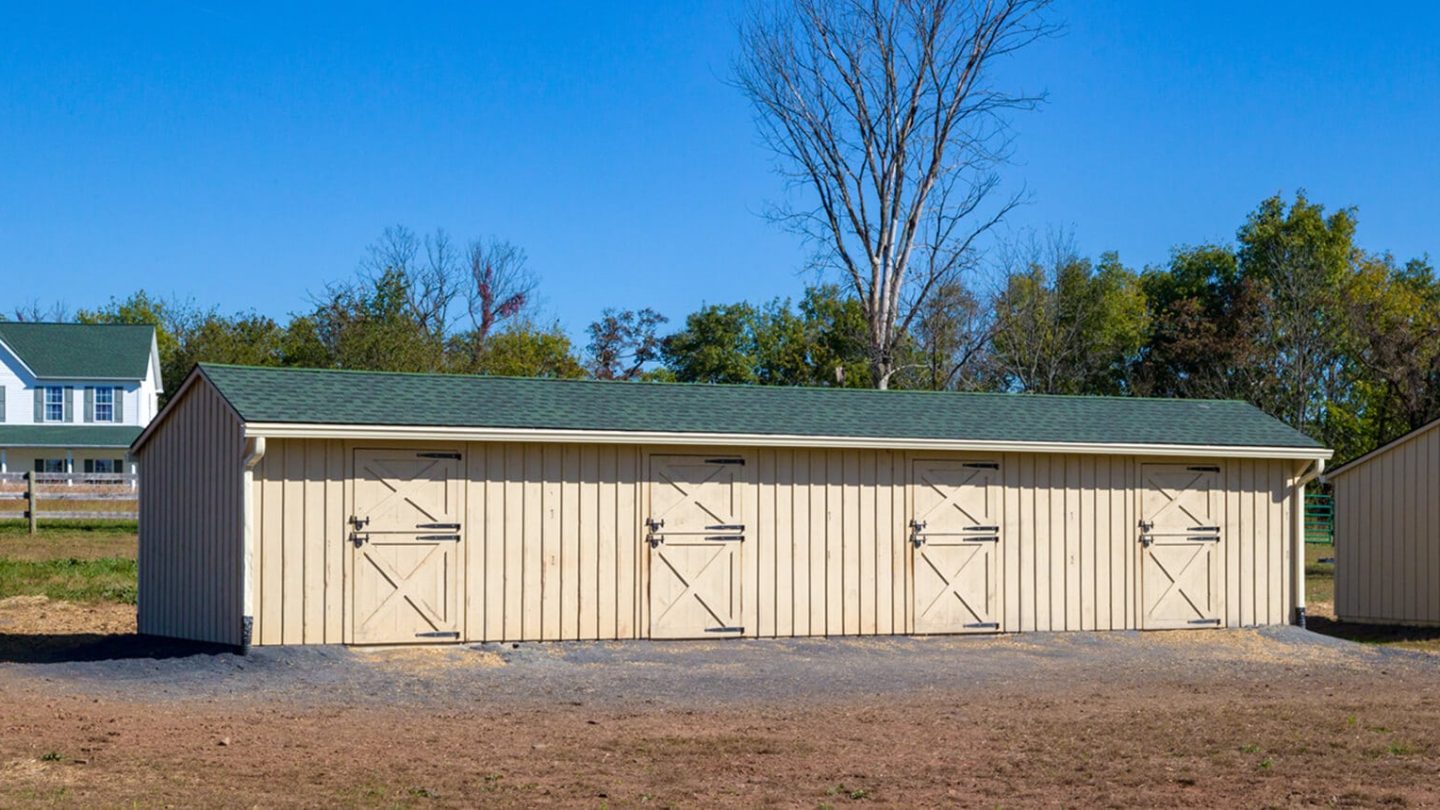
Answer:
[131, 364, 1330, 647]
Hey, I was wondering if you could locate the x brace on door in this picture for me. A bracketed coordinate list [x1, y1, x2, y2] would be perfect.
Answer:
[918, 545, 991, 626]
[659, 544, 737, 628]
[1144, 471, 1212, 526]
[654, 465, 736, 527]
[357, 545, 451, 635]
[652, 546, 736, 629]
[1147, 546, 1212, 621]
[916, 468, 988, 525]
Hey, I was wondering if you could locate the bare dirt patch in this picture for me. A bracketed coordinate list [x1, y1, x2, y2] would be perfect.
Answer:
[0, 596, 134, 636]
[1, 670, 1438, 808]
[2, 612, 1439, 807]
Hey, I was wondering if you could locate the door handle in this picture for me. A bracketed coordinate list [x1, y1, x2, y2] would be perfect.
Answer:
[352, 533, 369, 548]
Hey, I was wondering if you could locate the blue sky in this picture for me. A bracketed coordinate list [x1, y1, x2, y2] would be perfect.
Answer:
[2, 2, 1437, 338]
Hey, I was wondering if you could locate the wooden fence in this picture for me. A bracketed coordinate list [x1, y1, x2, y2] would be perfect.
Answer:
[0, 471, 138, 532]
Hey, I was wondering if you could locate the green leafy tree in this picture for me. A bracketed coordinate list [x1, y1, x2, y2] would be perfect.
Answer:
[586, 308, 668, 380]
[77, 290, 201, 393]
[1331, 255, 1440, 458]
[990, 242, 1148, 395]
[1236, 192, 1357, 432]
[1133, 245, 1268, 401]
[450, 321, 584, 379]
[662, 303, 763, 385]
[661, 286, 873, 387]
[308, 267, 448, 372]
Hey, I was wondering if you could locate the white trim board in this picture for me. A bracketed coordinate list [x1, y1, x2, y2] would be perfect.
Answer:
[241, 421, 1332, 461]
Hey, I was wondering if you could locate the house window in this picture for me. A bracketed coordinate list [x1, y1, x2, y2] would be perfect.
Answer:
[35, 459, 65, 473]
[44, 387, 63, 422]
[95, 387, 114, 422]
[83, 458, 124, 477]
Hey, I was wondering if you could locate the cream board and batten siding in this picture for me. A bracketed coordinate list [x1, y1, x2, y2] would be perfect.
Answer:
[1331, 422, 1440, 627]
[135, 377, 247, 644]
[238, 438, 1303, 645]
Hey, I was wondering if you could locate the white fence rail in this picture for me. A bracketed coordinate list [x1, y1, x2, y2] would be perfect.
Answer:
[0, 471, 138, 531]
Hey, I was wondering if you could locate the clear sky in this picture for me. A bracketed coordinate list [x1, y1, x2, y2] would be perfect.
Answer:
[2, 2, 1437, 338]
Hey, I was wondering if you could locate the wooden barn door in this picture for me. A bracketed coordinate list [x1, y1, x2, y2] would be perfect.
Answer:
[348, 449, 464, 644]
[646, 454, 747, 639]
[910, 459, 1002, 634]
[1139, 463, 1223, 629]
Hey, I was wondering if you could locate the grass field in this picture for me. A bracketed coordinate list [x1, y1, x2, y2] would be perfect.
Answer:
[0, 526, 137, 604]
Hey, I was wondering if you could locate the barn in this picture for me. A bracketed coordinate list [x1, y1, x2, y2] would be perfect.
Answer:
[1326, 418, 1440, 627]
[131, 364, 1331, 647]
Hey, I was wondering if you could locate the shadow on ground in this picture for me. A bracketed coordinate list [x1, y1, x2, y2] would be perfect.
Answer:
[1307, 615, 1440, 648]
[0, 632, 234, 664]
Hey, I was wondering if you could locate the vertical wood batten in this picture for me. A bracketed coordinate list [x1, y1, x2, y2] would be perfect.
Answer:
[135, 379, 245, 646]
[235, 437, 1313, 645]
[1332, 425, 1440, 626]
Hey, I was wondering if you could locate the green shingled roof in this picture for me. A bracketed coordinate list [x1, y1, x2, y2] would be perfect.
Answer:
[0, 322, 154, 379]
[194, 364, 1324, 450]
[0, 425, 141, 448]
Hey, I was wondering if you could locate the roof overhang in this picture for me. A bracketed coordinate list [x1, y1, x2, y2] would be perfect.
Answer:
[241, 421, 1333, 461]
[1324, 415, 1440, 482]
[0, 336, 36, 378]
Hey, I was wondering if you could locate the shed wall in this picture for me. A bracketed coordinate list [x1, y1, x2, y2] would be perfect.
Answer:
[135, 380, 246, 644]
[248, 440, 1299, 644]
[1334, 426, 1440, 626]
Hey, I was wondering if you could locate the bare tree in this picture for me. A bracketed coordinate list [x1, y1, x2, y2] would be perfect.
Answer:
[12, 300, 71, 322]
[737, 0, 1052, 388]
[362, 225, 463, 335]
[464, 238, 537, 344]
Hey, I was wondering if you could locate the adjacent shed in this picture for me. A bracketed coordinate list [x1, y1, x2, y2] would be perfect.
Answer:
[1326, 418, 1440, 626]
[132, 364, 1331, 647]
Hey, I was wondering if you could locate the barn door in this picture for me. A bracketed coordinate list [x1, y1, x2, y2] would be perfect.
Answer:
[910, 459, 1002, 634]
[349, 449, 464, 644]
[1139, 463, 1223, 629]
[646, 454, 747, 639]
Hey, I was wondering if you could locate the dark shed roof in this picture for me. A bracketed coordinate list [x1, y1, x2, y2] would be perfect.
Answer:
[192, 364, 1324, 450]
[0, 322, 154, 379]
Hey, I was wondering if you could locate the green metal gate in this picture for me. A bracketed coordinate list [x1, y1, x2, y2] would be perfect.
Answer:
[1305, 492, 1333, 544]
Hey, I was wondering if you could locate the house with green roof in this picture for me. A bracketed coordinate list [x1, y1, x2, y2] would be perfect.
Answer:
[133, 363, 1330, 649]
[0, 322, 162, 476]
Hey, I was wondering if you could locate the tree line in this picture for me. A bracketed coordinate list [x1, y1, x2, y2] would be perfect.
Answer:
[11, 191, 1435, 463]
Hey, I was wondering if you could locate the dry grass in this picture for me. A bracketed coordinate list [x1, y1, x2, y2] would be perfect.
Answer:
[0, 532, 136, 562]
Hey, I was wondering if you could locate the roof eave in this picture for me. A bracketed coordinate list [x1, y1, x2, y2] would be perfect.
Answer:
[1324, 415, 1440, 481]
[240, 421, 1333, 461]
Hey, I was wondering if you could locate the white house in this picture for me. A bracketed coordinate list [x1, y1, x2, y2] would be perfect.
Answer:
[0, 322, 163, 475]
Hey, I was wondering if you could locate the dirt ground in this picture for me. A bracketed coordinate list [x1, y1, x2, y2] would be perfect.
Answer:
[2, 596, 1440, 809]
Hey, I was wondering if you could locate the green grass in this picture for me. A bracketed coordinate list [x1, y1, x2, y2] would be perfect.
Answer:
[0, 519, 137, 536]
[1305, 542, 1335, 607]
[0, 556, 137, 603]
